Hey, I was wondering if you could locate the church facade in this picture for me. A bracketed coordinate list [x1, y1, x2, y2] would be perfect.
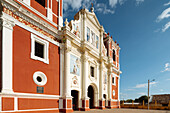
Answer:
[59, 8, 121, 112]
[0, 0, 121, 113]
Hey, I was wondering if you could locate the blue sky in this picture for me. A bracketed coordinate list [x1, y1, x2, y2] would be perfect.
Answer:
[63, 0, 170, 100]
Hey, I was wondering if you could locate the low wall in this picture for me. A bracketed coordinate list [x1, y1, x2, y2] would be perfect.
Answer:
[121, 104, 170, 110]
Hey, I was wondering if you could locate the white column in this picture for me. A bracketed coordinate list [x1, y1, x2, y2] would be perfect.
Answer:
[108, 68, 112, 100]
[63, 45, 71, 97]
[82, 52, 88, 99]
[99, 62, 103, 100]
[1, 14, 15, 94]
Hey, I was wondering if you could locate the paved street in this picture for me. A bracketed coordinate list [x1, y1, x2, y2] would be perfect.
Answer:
[73, 108, 170, 113]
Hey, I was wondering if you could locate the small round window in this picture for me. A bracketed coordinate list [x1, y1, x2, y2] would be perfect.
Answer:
[113, 90, 115, 96]
[33, 71, 47, 86]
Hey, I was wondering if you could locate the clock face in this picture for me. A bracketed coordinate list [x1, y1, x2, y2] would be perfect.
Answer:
[113, 90, 115, 96]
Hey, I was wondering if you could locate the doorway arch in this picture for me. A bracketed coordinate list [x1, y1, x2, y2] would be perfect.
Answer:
[88, 85, 94, 109]
[71, 90, 79, 110]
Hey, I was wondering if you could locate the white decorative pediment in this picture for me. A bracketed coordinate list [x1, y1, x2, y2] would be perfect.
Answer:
[87, 13, 100, 28]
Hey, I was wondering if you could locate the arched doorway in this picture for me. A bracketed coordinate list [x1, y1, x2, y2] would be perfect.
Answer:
[103, 94, 107, 107]
[71, 90, 79, 110]
[88, 85, 94, 109]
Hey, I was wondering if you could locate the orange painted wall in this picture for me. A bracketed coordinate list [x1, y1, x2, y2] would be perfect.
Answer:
[53, 15, 58, 25]
[2, 97, 14, 111]
[0, 30, 2, 92]
[52, 0, 58, 16]
[31, 0, 47, 17]
[18, 98, 59, 110]
[111, 101, 119, 108]
[13, 26, 60, 95]
[60, 0, 62, 16]
[86, 100, 89, 107]
[67, 99, 72, 108]
[112, 76, 119, 99]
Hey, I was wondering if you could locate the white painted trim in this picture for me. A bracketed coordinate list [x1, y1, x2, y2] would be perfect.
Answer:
[1, 108, 59, 112]
[33, 71, 47, 86]
[22, 0, 30, 6]
[118, 77, 120, 101]
[111, 99, 119, 102]
[0, 92, 60, 99]
[112, 74, 116, 86]
[31, 33, 49, 64]
[1, 14, 15, 94]
[14, 97, 18, 111]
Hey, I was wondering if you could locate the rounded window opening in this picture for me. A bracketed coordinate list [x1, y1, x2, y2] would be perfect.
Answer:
[33, 71, 47, 86]
[37, 76, 42, 82]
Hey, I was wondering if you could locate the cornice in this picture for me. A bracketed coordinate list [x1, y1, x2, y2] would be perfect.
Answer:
[1, 0, 58, 38]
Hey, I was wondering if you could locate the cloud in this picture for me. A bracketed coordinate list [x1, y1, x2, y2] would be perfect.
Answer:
[136, 0, 144, 5]
[162, 21, 170, 32]
[135, 82, 157, 88]
[166, 78, 170, 81]
[125, 89, 135, 91]
[138, 92, 146, 95]
[164, 1, 170, 6]
[156, 3, 170, 32]
[109, 0, 118, 8]
[161, 63, 170, 72]
[160, 89, 164, 92]
[157, 8, 170, 22]
[63, 0, 82, 11]
[96, 3, 115, 14]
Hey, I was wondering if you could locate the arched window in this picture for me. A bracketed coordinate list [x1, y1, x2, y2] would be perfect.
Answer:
[113, 49, 116, 61]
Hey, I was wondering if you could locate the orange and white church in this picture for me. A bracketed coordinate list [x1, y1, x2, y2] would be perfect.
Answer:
[0, 0, 122, 113]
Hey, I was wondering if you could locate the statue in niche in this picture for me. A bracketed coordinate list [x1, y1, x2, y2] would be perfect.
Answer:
[73, 64, 77, 74]
[74, 25, 80, 37]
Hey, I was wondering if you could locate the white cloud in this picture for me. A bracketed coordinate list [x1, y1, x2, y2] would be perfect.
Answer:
[156, 5, 170, 32]
[162, 21, 170, 32]
[166, 78, 170, 81]
[109, 0, 118, 8]
[164, 1, 170, 6]
[160, 89, 164, 92]
[96, 3, 115, 14]
[63, 0, 82, 11]
[125, 89, 135, 91]
[161, 63, 170, 72]
[157, 8, 170, 22]
[135, 82, 157, 88]
[136, 0, 144, 5]
[138, 92, 146, 95]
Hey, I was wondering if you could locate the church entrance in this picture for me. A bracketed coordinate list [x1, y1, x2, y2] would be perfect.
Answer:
[88, 85, 94, 109]
[71, 90, 79, 110]
[103, 94, 106, 107]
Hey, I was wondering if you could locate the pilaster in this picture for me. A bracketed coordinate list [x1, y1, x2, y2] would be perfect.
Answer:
[81, 51, 90, 111]
[106, 68, 112, 108]
[99, 61, 105, 109]
[1, 14, 15, 94]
